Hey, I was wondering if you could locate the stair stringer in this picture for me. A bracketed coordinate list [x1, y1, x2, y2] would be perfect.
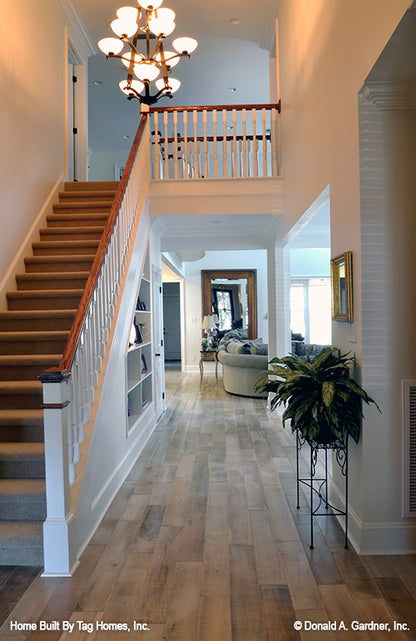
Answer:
[53, 199, 157, 575]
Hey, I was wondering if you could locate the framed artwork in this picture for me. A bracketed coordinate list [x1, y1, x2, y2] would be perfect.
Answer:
[331, 251, 353, 322]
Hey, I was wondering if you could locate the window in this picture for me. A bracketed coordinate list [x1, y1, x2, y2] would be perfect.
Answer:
[214, 289, 233, 330]
[290, 279, 331, 345]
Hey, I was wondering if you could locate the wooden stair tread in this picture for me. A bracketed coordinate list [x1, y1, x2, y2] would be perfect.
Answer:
[0, 330, 69, 340]
[16, 271, 90, 281]
[0, 310, 76, 319]
[7, 289, 84, 298]
[39, 227, 105, 234]
[0, 442, 44, 458]
[0, 478, 46, 496]
[0, 409, 44, 424]
[0, 381, 42, 392]
[0, 354, 61, 363]
[64, 180, 119, 191]
[25, 255, 96, 264]
[0, 520, 44, 542]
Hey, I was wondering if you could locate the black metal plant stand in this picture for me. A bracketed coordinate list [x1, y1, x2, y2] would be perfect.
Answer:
[296, 431, 349, 550]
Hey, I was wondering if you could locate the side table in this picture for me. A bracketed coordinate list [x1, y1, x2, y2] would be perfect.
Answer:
[199, 350, 218, 384]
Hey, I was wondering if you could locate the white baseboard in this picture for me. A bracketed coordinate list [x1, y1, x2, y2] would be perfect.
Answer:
[0, 174, 64, 311]
[330, 479, 416, 554]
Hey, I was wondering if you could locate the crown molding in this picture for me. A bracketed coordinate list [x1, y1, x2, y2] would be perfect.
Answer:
[60, 0, 96, 62]
[361, 80, 416, 110]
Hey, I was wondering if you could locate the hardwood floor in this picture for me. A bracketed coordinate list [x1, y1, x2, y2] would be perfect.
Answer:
[1, 371, 416, 640]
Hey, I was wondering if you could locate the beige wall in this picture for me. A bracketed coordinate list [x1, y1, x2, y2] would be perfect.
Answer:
[0, 1, 67, 281]
[276, 0, 415, 552]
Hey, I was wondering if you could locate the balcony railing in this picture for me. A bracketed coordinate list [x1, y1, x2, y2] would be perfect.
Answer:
[149, 102, 281, 180]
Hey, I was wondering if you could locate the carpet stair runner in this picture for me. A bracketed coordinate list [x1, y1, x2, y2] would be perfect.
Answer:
[0, 181, 118, 566]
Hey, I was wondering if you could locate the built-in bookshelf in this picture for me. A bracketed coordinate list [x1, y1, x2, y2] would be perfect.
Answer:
[126, 249, 153, 433]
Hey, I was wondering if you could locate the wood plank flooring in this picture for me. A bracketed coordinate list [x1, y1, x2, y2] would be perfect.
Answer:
[1, 371, 416, 640]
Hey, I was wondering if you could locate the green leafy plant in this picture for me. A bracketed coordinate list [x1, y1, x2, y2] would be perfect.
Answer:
[256, 347, 380, 445]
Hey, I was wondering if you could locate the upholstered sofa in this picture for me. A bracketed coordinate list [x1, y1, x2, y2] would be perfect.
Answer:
[216, 330, 268, 398]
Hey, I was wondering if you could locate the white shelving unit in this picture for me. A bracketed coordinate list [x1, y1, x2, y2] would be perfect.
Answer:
[126, 249, 153, 433]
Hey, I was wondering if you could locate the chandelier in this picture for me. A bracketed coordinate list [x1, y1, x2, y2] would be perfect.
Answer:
[98, 1, 198, 106]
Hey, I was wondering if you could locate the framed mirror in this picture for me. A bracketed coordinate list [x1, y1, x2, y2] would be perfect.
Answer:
[201, 269, 257, 339]
[331, 251, 353, 322]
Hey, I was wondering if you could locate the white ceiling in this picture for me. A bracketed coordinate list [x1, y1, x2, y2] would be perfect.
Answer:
[156, 213, 281, 252]
[72, 0, 276, 153]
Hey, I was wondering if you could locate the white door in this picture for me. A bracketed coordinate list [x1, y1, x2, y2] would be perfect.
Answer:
[152, 265, 166, 418]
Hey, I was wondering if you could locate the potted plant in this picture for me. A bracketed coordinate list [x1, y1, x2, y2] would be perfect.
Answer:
[256, 346, 379, 445]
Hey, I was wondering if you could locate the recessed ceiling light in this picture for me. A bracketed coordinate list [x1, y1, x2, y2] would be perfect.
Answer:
[123, 135, 130, 139]
[227, 87, 238, 93]
[229, 18, 241, 25]
[92, 80, 103, 86]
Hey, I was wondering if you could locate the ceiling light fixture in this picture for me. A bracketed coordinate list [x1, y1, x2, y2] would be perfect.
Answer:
[98, 1, 198, 106]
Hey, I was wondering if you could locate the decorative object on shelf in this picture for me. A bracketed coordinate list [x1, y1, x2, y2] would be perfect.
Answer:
[201, 314, 218, 351]
[138, 301, 146, 310]
[141, 354, 148, 373]
[256, 346, 380, 446]
[128, 321, 143, 346]
[331, 251, 353, 322]
[97, 0, 198, 105]
[135, 323, 142, 344]
[139, 323, 148, 340]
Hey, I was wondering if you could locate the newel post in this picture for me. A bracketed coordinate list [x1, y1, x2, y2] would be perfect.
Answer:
[38, 369, 77, 577]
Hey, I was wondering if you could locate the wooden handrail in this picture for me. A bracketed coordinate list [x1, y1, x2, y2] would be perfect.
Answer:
[149, 101, 281, 114]
[42, 112, 149, 377]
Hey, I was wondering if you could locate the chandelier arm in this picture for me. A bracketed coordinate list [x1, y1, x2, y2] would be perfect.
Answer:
[150, 36, 165, 61]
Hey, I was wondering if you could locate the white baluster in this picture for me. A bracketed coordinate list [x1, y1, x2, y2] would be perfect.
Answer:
[271, 107, 278, 176]
[222, 109, 227, 178]
[153, 112, 160, 179]
[212, 109, 218, 179]
[173, 111, 178, 180]
[262, 108, 267, 177]
[242, 109, 247, 178]
[232, 109, 237, 177]
[203, 109, 208, 179]
[252, 109, 258, 178]
[193, 109, 198, 178]
[164, 110, 169, 179]
[183, 110, 189, 179]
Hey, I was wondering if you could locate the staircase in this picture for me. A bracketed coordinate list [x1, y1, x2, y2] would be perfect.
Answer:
[0, 181, 118, 566]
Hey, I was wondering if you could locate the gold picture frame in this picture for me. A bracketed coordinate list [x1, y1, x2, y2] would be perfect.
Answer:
[331, 251, 353, 322]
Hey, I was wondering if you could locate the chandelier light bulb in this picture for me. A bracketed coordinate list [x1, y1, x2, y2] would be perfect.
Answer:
[172, 36, 198, 54]
[110, 17, 138, 39]
[148, 8, 176, 36]
[155, 50, 179, 67]
[119, 79, 145, 96]
[155, 77, 181, 93]
[134, 61, 160, 82]
[121, 51, 144, 68]
[98, 37, 125, 56]
[138, 0, 164, 9]
[116, 6, 140, 23]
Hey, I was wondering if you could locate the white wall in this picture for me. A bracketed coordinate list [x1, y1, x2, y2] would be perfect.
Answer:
[72, 203, 157, 559]
[276, 0, 414, 552]
[0, 1, 70, 282]
[359, 98, 416, 552]
[88, 151, 129, 181]
[183, 250, 268, 371]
